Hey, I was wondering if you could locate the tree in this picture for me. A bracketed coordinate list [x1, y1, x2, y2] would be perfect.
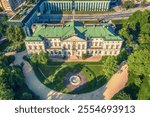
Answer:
[112, 91, 131, 100]
[103, 57, 118, 78]
[141, 23, 150, 34]
[122, 0, 135, 9]
[128, 49, 150, 76]
[117, 48, 128, 64]
[21, 92, 33, 100]
[0, 83, 14, 100]
[6, 26, 25, 44]
[38, 51, 48, 64]
[138, 77, 150, 100]
[134, 77, 142, 87]
[82, 53, 88, 60]
[138, 34, 150, 44]
[0, 16, 8, 36]
[31, 52, 48, 64]
[119, 10, 150, 45]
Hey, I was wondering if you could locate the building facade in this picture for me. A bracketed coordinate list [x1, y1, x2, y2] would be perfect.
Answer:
[25, 21, 123, 58]
[44, 0, 111, 11]
[9, 0, 118, 37]
[0, 0, 25, 12]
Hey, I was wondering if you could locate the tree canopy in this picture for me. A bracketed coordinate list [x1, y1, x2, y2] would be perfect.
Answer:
[128, 49, 150, 76]
[119, 10, 150, 46]
[6, 26, 25, 43]
[103, 57, 118, 78]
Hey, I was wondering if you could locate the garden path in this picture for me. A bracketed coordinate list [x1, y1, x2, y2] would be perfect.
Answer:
[13, 51, 106, 100]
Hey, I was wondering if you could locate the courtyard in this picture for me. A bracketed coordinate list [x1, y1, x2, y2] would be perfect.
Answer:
[33, 60, 107, 94]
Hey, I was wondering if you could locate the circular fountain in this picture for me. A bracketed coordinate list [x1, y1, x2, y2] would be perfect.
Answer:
[69, 75, 81, 86]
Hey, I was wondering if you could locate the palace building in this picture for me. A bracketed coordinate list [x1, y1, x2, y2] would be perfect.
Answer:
[25, 21, 123, 58]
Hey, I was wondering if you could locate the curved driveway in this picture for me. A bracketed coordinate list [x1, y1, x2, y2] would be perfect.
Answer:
[13, 51, 105, 100]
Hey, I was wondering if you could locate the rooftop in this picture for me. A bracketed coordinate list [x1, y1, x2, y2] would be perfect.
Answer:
[26, 21, 122, 41]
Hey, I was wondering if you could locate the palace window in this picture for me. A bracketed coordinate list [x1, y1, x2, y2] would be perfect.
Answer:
[111, 45, 114, 49]
[59, 42, 61, 46]
[34, 46, 37, 49]
[29, 46, 32, 50]
[78, 44, 80, 49]
[95, 42, 98, 46]
[63, 44, 66, 49]
[55, 51, 58, 54]
[106, 45, 109, 49]
[54, 42, 57, 46]
[82, 44, 85, 49]
[105, 51, 107, 55]
[95, 51, 97, 54]
[59, 51, 61, 54]
[51, 51, 53, 54]
[116, 45, 119, 49]
[39, 46, 42, 50]
[99, 51, 101, 54]
[99, 42, 102, 46]
[68, 44, 70, 49]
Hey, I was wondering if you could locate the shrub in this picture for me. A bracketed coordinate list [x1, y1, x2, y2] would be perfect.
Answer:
[82, 53, 88, 60]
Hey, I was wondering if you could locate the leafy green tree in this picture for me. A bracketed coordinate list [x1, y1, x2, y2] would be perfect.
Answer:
[122, 0, 135, 9]
[21, 92, 33, 100]
[31, 52, 48, 64]
[134, 77, 142, 87]
[138, 34, 150, 44]
[0, 83, 15, 100]
[38, 51, 48, 64]
[103, 57, 118, 78]
[82, 53, 88, 60]
[119, 10, 150, 45]
[0, 16, 8, 36]
[31, 53, 38, 63]
[138, 77, 150, 100]
[141, 23, 150, 34]
[112, 91, 131, 100]
[6, 26, 25, 43]
[117, 48, 128, 64]
[128, 49, 150, 76]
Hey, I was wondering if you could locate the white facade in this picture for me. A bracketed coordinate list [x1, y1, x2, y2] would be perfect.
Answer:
[25, 35, 122, 58]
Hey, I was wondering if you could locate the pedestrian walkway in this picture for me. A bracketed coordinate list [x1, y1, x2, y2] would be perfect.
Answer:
[13, 51, 105, 100]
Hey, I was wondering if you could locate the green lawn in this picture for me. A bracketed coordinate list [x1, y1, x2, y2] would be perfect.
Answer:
[32, 59, 107, 94]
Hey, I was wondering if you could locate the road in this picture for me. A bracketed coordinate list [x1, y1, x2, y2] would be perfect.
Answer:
[49, 6, 150, 21]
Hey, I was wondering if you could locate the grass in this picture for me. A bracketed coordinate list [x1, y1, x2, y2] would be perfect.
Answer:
[32, 59, 107, 94]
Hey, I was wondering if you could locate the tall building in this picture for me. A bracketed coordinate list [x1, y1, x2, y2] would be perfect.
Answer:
[25, 21, 123, 58]
[0, 0, 25, 12]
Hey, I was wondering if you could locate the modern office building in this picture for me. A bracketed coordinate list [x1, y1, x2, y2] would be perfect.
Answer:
[0, 0, 25, 12]
[25, 21, 123, 57]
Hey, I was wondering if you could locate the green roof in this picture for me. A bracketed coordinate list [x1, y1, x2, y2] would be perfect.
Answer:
[25, 21, 123, 41]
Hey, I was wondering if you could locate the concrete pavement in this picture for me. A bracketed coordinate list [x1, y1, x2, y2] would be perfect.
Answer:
[49, 6, 150, 21]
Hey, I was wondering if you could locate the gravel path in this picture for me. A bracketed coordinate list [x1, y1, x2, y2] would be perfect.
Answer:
[13, 51, 105, 100]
